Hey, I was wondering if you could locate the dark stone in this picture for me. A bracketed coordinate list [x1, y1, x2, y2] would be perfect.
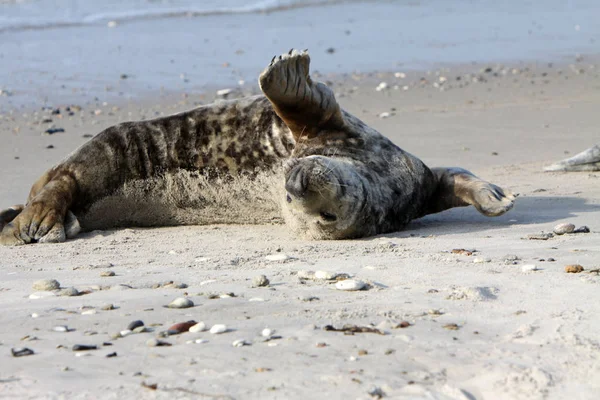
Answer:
[127, 320, 144, 331]
[11, 347, 34, 357]
[72, 344, 98, 351]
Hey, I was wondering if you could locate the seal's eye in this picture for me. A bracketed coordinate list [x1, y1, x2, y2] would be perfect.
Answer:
[320, 211, 337, 222]
[286, 193, 292, 203]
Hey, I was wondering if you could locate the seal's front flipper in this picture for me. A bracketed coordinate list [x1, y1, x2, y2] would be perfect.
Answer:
[0, 205, 24, 231]
[426, 168, 516, 217]
[259, 49, 345, 140]
[544, 145, 600, 172]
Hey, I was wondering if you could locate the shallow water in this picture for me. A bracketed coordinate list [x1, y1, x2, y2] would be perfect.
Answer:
[0, 0, 598, 108]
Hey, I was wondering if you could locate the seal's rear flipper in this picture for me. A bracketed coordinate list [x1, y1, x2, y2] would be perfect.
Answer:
[544, 145, 600, 172]
[0, 205, 24, 231]
[259, 49, 345, 140]
[426, 168, 517, 217]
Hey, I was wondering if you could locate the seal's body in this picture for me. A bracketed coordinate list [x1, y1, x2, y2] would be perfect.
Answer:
[0, 50, 515, 245]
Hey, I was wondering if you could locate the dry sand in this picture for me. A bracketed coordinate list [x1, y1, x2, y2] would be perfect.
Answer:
[1, 60, 600, 399]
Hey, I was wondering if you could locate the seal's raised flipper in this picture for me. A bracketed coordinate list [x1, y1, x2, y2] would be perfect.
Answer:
[426, 168, 516, 217]
[259, 49, 345, 140]
[544, 145, 600, 172]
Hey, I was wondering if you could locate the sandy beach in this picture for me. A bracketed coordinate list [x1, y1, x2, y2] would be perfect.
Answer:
[2, 1, 600, 399]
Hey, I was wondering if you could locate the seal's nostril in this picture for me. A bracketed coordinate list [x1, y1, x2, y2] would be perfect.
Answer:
[320, 211, 337, 222]
[286, 194, 292, 203]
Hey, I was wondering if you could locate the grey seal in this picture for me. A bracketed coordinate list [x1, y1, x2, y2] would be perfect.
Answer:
[0, 49, 515, 245]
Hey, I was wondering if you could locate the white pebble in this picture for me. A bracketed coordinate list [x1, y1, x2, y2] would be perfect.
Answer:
[297, 270, 316, 279]
[473, 257, 491, 263]
[335, 279, 366, 291]
[314, 270, 337, 280]
[53, 326, 69, 332]
[189, 322, 207, 333]
[378, 112, 391, 119]
[375, 82, 388, 91]
[168, 250, 178, 255]
[210, 324, 228, 334]
[107, 20, 117, 28]
[265, 254, 290, 262]
[194, 257, 211, 263]
[120, 330, 132, 337]
[248, 297, 265, 302]
[267, 342, 278, 347]
[521, 264, 539, 272]
[31, 313, 39, 318]
[262, 328, 274, 337]
[167, 297, 194, 309]
[394, 72, 406, 79]
[29, 291, 57, 299]
[195, 338, 208, 344]
[32, 279, 60, 291]
[81, 309, 97, 315]
[553, 223, 575, 235]
[200, 279, 216, 286]
[232, 339, 249, 347]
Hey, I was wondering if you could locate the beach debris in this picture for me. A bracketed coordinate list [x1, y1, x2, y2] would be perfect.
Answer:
[11, 348, 34, 357]
[167, 297, 194, 309]
[32, 279, 60, 291]
[451, 249, 475, 256]
[167, 321, 197, 335]
[265, 253, 290, 262]
[527, 233, 554, 240]
[100, 271, 115, 277]
[127, 320, 144, 331]
[335, 279, 367, 291]
[443, 323, 460, 331]
[252, 274, 270, 287]
[323, 324, 385, 335]
[521, 264, 540, 272]
[210, 324, 228, 334]
[232, 339, 250, 347]
[189, 322, 207, 333]
[146, 338, 171, 347]
[553, 223, 575, 235]
[565, 264, 584, 273]
[72, 344, 98, 352]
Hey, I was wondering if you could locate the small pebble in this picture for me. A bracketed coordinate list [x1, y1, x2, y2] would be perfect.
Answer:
[53, 326, 69, 332]
[133, 326, 147, 334]
[314, 271, 338, 280]
[189, 322, 207, 333]
[100, 271, 116, 277]
[194, 339, 208, 344]
[72, 344, 98, 351]
[216, 88, 233, 97]
[32, 279, 60, 291]
[81, 309, 96, 315]
[265, 254, 290, 262]
[335, 279, 366, 291]
[443, 323, 460, 331]
[58, 287, 79, 297]
[127, 320, 144, 331]
[168, 320, 197, 334]
[297, 270, 316, 280]
[527, 233, 554, 240]
[565, 264, 584, 273]
[521, 264, 539, 272]
[119, 330, 132, 337]
[210, 324, 228, 334]
[262, 328, 274, 337]
[553, 223, 575, 235]
[11, 347, 34, 357]
[31, 313, 39, 318]
[232, 339, 249, 347]
[167, 297, 194, 309]
[105, 352, 117, 358]
[252, 275, 270, 287]
[101, 304, 116, 311]
[473, 257, 491, 263]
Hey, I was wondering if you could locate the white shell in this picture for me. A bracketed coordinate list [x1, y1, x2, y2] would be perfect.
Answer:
[297, 270, 316, 280]
[232, 339, 248, 347]
[521, 264, 539, 272]
[189, 322, 207, 333]
[29, 291, 57, 299]
[473, 257, 491, 263]
[553, 223, 575, 235]
[210, 324, 228, 334]
[335, 280, 366, 291]
[265, 254, 290, 262]
[53, 326, 68, 332]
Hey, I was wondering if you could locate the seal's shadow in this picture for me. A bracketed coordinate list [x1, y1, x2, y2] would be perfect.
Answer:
[387, 196, 599, 237]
